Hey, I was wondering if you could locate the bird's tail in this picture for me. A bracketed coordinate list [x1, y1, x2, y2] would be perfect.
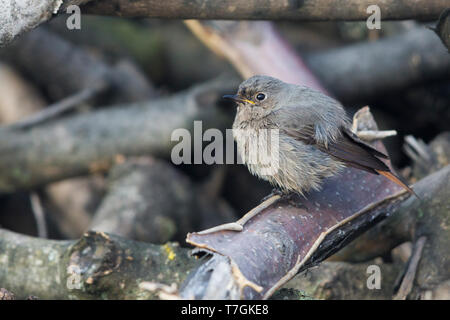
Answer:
[375, 169, 420, 199]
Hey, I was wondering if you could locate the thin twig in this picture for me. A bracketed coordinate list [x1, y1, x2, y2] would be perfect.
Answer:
[30, 193, 48, 238]
[403, 135, 432, 166]
[7, 84, 106, 130]
[394, 236, 427, 300]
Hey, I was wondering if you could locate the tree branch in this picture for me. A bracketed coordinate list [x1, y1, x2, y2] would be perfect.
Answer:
[1, 27, 156, 104]
[89, 157, 237, 243]
[0, 76, 236, 193]
[0, 0, 92, 47]
[181, 162, 449, 299]
[186, 20, 450, 103]
[82, 0, 447, 21]
[0, 229, 197, 299]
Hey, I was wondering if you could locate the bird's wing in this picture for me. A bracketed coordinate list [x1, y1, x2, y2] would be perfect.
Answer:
[282, 124, 417, 196]
[282, 124, 389, 174]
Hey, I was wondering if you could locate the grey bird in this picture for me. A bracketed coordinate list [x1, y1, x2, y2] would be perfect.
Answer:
[224, 75, 415, 197]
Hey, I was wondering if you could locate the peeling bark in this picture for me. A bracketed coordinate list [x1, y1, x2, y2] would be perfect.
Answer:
[181, 163, 448, 300]
[331, 132, 450, 262]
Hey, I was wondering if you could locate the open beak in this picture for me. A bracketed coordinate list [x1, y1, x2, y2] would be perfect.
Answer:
[222, 94, 255, 105]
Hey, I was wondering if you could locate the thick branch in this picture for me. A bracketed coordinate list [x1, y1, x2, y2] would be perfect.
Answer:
[0, 229, 197, 299]
[90, 157, 236, 243]
[283, 261, 404, 300]
[185, 20, 328, 93]
[0, 0, 92, 47]
[82, 0, 447, 21]
[0, 76, 236, 193]
[305, 27, 450, 102]
[181, 163, 449, 299]
[1, 27, 156, 103]
[186, 21, 450, 103]
[433, 8, 450, 51]
[331, 132, 450, 262]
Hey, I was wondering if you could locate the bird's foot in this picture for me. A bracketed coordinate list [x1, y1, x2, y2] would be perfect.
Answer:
[261, 188, 284, 202]
[195, 193, 282, 235]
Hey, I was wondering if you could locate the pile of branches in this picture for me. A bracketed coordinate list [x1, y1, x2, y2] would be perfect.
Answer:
[0, 1, 449, 300]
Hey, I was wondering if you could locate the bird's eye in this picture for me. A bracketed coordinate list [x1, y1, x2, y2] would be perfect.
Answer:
[256, 93, 266, 101]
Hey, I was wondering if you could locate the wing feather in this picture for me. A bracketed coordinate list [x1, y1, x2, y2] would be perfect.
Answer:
[282, 125, 389, 173]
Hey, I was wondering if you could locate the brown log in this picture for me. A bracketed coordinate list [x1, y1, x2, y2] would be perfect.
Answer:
[181, 162, 449, 299]
[82, 0, 447, 21]
[331, 132, 450, 262]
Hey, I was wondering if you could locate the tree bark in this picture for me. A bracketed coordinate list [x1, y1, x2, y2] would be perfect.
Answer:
[82, 0, 448, 21]
[0, 229, 197, 299]
[0, 0, 93, 47]
[181, 163, 449, 299]
[282, 261, 404, 300]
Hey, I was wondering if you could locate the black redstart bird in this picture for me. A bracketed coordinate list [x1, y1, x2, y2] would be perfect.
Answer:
[224, 75, 415, 196]
[198, 75, 415, 234]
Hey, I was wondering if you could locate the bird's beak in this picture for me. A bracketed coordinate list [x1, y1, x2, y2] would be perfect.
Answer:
[222, 94, 255, 105]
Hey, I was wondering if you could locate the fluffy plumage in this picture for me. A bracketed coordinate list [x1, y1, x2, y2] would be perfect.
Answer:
[230, 75, 414, 196]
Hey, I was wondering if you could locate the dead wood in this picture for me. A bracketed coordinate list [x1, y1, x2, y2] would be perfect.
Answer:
[283, 260, 404, 300]
[0, 228, 197, 299]
[82, 0, 447, 21]
[305, 27, 450, 102]
[0, 287, 15, 300]
[181, 161, 448, 300]
[0, 76, 237, 193]
[0, 63, 46, 124]
[319, 133, 450, 299]
[186, 21, 450, 103]
[0, 0, 93, 47]
[331, 132, 450, 263]
[1, 27, 156, 104]
[90, 157, 236, 243]
[432, 8, 450, 51]
[44, 176, 104, 239]
[185, 20, 329, 94]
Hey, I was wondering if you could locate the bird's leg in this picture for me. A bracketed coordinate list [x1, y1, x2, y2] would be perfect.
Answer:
[261, 188, 284, 202]
[195, 194, 281, 235]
